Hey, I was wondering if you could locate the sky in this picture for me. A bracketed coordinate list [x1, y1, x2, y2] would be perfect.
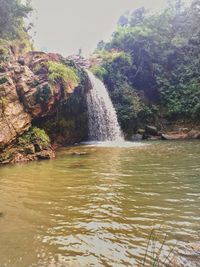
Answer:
[29, 0, 189, 57]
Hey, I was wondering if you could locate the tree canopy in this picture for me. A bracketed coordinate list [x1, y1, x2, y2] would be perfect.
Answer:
[0, 0, 32, 40]
[91, 0, 200, 135]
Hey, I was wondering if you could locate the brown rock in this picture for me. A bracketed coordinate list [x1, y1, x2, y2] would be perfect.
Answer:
[0, 76, 31, 149]
[161, 133, 187, 140]
[187, 130, 200, 139]
[145, 125, 158, 136]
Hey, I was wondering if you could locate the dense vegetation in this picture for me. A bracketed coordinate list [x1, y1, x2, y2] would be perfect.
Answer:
[91, 0, 200, 136]
[0, 0, 32, 40]
[47, 61, 79, 92]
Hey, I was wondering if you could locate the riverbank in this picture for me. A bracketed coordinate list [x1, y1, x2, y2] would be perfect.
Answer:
[130, 125, 200, 142]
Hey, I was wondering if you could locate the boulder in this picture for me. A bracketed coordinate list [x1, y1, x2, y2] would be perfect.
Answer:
[137, 129, 145, 135]
[130, 134, 143, 141]
[187, 130, 200, 139]
[178, 127, 190, 133]
[145, 125, 159, 136]
[161, 133, 187, 140]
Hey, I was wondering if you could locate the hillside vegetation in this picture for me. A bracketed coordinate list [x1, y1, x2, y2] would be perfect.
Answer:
[91, 0, 200, 136]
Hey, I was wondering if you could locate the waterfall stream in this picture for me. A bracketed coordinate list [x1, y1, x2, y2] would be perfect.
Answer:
[86, 71, 124, 142]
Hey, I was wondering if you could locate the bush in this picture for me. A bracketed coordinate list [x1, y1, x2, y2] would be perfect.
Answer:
[18, 127, 50, 150]
[47, 61, 79, 90]
[0, 76, 8, 84]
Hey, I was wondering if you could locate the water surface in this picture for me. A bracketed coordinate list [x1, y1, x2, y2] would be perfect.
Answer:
[0, 141, 200, 266]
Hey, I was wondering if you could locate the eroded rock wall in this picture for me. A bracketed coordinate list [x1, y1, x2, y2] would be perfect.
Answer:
[0, 46, 91, 164]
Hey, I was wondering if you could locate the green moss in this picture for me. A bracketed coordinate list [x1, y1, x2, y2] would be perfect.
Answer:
[0, 76, 8, 85]
[47, 61, 79, 89]
[29, 79, 40, 88]
[0, 47, 9, 56]
[90, 65, 107, 80]
[32, 127, 50, 148]
[36, 84, 51, 104]
[18, 127, 50, 150]
[0, 149, 12, 163]
[0, 97, 8, 113]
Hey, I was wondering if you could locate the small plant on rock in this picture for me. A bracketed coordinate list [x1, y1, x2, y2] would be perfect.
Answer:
[47, 61, 79, 92]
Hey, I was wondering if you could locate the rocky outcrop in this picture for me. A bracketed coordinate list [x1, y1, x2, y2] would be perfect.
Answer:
[0, 75, 31, 148]
[0, 127, 55, 164]
[0, 45, 91, 164]
[161, 129, 200, 140]
[133, 125, 200, 141]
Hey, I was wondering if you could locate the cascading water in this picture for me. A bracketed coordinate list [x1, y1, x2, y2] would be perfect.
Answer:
[86, 71, 124, 142]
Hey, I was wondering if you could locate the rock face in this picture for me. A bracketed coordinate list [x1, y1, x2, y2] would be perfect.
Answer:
[0, 127, 55, 164]
[0, 46, 91, 164]
[140, 125, 200, 141]
[161, 130, 200, 140]
[0, 71, 31, 148]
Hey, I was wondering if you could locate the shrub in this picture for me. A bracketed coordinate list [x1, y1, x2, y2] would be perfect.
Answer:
[90, 65, 107, 80]
[0, 76, 8, 84]
[47, 61, 79, 90]
[18, 127, 50, 150]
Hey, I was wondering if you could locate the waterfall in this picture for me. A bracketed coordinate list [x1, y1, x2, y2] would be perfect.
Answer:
[86, 71, 124, 142]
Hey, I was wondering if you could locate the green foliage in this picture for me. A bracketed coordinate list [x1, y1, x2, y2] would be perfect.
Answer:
[92, 0, 200, 134]
[0, 42, 10, 62]
[0, 0, 32, 40]
[18, 127, 50, 150]
[47, 61, 79, 89]
[0, 46, 9, 55]
[0, 149, 12, 163]
[0, 96, 8, 113]
[90, 65, 107, 80]
[0, 76, 8, 84]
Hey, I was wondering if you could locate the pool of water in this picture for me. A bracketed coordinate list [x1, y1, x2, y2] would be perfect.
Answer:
[0, 141, 200, 266]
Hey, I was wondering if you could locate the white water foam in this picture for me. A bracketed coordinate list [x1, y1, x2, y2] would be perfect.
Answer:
[86, 71, 124, 142]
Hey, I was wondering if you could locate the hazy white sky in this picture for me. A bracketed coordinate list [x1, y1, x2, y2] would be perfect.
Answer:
[30, 0, 189, 57]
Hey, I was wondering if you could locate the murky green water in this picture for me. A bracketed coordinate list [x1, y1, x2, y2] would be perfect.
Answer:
[0, 141, 200, 267]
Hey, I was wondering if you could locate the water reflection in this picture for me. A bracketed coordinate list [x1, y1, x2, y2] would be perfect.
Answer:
[0, 141, 199, 266]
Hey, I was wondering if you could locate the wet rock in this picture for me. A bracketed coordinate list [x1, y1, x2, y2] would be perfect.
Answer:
[178, 127, 190, 133]
[145, 125, 158, 136]
[161, 129, 200, 140]
[147, 136, 162, 141]
[137, 129, 145, 135]
[161, 133, 187, 140]
[187, 130, 200, 139]
[18, 57, 25, 65]
[36, 150, 55, 160]
[130, 134, 143, 141]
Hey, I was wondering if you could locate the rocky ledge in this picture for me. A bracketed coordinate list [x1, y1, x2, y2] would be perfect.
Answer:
[0, 44, 91, 164]
[131, 125, 200, 141]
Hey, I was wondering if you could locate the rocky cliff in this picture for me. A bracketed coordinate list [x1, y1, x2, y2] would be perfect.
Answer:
[0, 44, 91, 164]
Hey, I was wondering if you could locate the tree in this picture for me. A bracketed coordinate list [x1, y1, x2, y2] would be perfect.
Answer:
[91, 0, 200, 135]
[0, 0, 32, 40]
